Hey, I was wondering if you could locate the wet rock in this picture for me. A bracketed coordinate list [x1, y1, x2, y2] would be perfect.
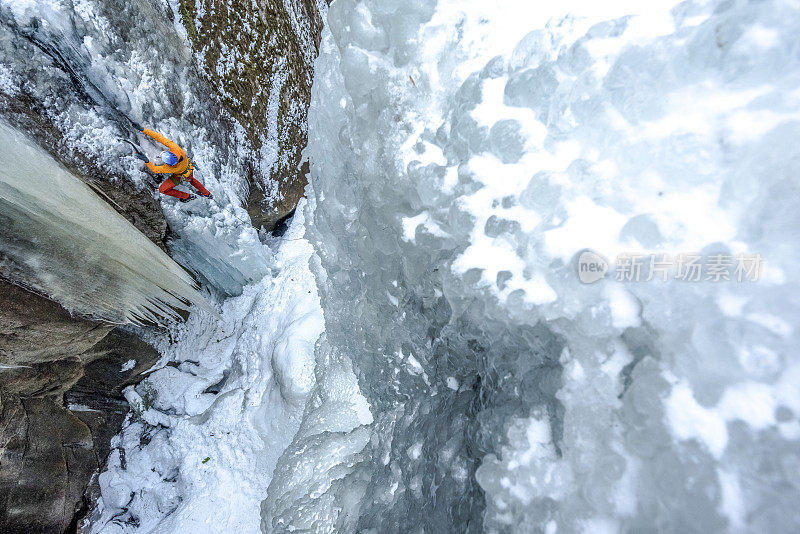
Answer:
[74, 329, 162, 398]
[0, 281, 161, 533]
[69, 328, 162, 465]
[0, 358, 84, 397]
[0, 280, 112, 366]
[0, 395, 95, 534]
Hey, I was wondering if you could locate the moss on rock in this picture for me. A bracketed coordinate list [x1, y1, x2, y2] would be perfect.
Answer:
[177, 0, 325, 229]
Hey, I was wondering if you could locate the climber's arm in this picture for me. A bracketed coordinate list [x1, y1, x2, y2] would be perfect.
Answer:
[142, 128, 182, 155]
[146, 161, 172, 173]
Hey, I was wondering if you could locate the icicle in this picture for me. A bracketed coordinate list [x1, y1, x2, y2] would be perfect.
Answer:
[0, 119, 214, 325]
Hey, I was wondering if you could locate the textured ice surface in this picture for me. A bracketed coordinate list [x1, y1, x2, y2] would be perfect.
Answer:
[165, 195, 274, 297]
[0, 120, 210, 324]
[262, 0, 800, 532]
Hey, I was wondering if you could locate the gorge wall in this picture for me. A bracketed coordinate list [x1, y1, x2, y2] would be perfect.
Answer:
[0, 0, 325, 531]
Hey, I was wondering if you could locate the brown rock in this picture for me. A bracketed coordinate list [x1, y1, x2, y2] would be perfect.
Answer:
[0, 279, 161, 533]
[0, 280, 112, 366]
[0, 358, 84, 397]
[178, 0, 325, 229]
[69, 327, 162, 465]
[0, 395, 96, 534]
[74, 329, 162, 399]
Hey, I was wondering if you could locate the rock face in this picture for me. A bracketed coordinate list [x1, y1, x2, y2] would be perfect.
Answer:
[0, 285, 162, 533]
[177, 0, 326, 229]
[0, 396, 95, 534]
[0, 281, 112, 369]
[0, 270, 163, 534]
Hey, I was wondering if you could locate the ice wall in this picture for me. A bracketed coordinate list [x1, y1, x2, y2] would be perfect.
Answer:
[0, 120, 212, 324]
[264, 0, 800, 532]
[164, 193, 274, 298]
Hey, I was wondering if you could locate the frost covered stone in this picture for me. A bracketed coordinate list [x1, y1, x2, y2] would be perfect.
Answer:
[88, 202, 324, 532]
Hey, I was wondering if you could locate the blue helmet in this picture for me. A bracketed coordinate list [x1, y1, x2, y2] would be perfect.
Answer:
[161, 150, 179, 166]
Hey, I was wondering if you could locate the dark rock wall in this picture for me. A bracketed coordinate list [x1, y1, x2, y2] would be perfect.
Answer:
[0, 396, 95, 534]
[0, 280, 161, 533]
[0, 281, 112, 368]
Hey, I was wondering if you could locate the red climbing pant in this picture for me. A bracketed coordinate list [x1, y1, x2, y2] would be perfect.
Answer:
[158, 172, 210, 200]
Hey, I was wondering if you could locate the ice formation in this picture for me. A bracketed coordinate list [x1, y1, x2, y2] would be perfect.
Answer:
[260, 0, 800, 532]
[56, 0, 800, 531]
[164, 194, 273, 297]
[0, 0, 275, 297]
[0, 119, 211, 324]
[87, 202, 324, 533]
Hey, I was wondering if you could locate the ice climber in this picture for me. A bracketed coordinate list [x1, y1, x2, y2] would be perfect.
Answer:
[133, 126, 212, 202]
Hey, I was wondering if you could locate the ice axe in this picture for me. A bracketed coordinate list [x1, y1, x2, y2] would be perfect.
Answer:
[120, 139, 159, 187]
[123, 139, 148, 162]
[122, 134, 249, 226]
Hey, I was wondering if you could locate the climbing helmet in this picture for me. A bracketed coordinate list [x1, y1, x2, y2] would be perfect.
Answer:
[161, 150, 179, 166]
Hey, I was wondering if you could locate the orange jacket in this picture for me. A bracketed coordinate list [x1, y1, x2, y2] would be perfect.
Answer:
[143, 129, 190, 176]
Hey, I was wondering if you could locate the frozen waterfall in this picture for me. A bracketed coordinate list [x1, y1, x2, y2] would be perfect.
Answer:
[0, 120, 212, 324]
